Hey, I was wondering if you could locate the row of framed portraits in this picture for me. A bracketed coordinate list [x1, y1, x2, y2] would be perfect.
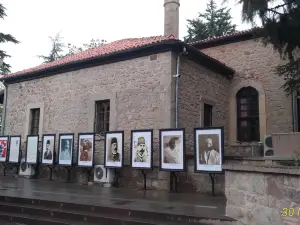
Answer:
[0, 127, 224, 173]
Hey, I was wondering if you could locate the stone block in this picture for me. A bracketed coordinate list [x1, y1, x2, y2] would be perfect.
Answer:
[157, 171, 169, 180]
[284, 187, 300, 203]
[226, 189, 245, 206]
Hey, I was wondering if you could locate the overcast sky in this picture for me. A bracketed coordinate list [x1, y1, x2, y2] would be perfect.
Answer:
[0, 0, 254, 73]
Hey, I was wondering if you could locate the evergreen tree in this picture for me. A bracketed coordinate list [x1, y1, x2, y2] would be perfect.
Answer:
[0, 4, 19, 74]
[235, 0, 300, 94]
[184, 0, 236, 42]
[37, 33, 65, 63]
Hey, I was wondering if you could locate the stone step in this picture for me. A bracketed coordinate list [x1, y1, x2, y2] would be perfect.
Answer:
[0, 195, 235, 224]
[0, 201, 225, 225]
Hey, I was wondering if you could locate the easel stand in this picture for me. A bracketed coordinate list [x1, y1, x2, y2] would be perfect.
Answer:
[32, 163, 40, 179]
[1, 162, 7, 176]
[47, 165, 55, 181]
[114, 168, 122, 188]
[86, 167, 93, 182]
[63, 166, 72, 182]
[140, 170, 148, 190]
[169, 172, 179, 192]
[209, 173, 216, 196]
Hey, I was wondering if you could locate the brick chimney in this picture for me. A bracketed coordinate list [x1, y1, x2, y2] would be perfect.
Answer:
[164, 0, 180, 38]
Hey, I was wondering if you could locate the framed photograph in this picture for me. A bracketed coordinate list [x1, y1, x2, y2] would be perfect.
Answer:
[41, 134, 56, 165]
[194, 127, 224, 173]
[104, 131, 124, 168]
[130, 129, 153, 169]
[8, 136, 21, 163]
[77, 133, 95, 167]
[58, 133, 74, 166]
[159, 128, 185, 172]
[0, 136, 9, 162]
[25, 135, 39, 164]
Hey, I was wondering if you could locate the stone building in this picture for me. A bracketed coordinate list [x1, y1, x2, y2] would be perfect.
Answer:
[0, 0, 296, 193]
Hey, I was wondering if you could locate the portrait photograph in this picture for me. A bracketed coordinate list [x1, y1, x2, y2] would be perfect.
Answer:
[104, 131, 124, 168]
[25, 135, 39, 164]
[194, 127, 224, 172]
[159, 128, 185, 171]
[130, 129, 153, 169]
[0, 136, 9, 162]
[9, 136, 21, 163]
[77, 133, 94, 167]
[42, 134, 56, 165]
[58, 133, 74, 166]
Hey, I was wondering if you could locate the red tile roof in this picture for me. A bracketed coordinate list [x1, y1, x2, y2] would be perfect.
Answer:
[190, 28, 257, 46]
[3, 35, 177, 79]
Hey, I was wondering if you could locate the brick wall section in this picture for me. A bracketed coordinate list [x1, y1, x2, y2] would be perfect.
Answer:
[4, 52, 174, 188]
[200, 39, 293, 135]
[177, 57, 230, 194]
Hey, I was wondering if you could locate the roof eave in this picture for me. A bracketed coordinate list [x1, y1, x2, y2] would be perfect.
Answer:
[191, 28, 263, 49]
[184, 44, 235, 78]
[1, 40, 182, 84]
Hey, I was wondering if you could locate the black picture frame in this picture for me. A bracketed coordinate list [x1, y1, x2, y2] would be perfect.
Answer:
[104, 131, 124, 168]
[25, 135, 39, 165]
[57, 133, 74, 166]
[130, 129, 153, 170]
[193, 127, 225, 173]
[8, 135, 21, 164]
[0, 136, 9, 163]
[77, 132, 95, 168]
[41, 134, 56, 165]
[159, 128, 185, 172]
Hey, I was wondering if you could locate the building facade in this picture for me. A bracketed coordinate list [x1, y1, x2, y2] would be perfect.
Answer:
[0, 0, 295, 194]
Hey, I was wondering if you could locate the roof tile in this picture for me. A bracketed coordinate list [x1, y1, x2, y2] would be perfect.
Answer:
[4, 35, 176, 78]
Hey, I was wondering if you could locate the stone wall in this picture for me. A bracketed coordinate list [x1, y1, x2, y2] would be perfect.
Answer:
[4, 52, 174, 187]
[225, 165, 300, 225]
[200, 39, 293, 156]
[176, 57, 230, 194]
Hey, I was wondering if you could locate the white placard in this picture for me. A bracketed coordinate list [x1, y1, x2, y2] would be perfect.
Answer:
[42, 135, 55, 165]
[131, 131, 152, 169]
[105, 132, 123, 168]
[77, 134, 94, 167]
[9, 136, 21, 163]
[59, 135, 73, 166]
[26, 136, 38, 164]
[160, 130, 184, 170]
[195, 128, 223, 172]
[0, 136, 9, 162]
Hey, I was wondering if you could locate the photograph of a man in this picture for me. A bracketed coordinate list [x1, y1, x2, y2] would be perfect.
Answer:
[198, 135, 220, 165]
[108, 137, 120, 162]
[43, 139, 53, 160]
[134, 136, 149, 163]
[60, 139, 72, 161]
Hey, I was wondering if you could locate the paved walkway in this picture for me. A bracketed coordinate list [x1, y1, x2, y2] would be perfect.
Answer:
[0, 176, 228, 220]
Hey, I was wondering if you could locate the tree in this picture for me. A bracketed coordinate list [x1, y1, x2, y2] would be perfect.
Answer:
[65, 39, 107, 57]
[0, 4, 19, 74]
[37, 33, 65, 63]
[235, 0, 300, 94]
[184, 0, 236, 42]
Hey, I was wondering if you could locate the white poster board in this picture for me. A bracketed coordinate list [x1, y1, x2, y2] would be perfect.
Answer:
[41, 135, 56, 165]
[9, 136, 21, 163]
[26, 136, 39, 164]
[104, 132, 124, 168]
[131, 130, 152, 169]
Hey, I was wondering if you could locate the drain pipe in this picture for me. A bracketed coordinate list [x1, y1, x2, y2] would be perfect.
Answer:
[174, 46, 187, 128]
[1, 81, 7, 135]
[170, 46, 188, 191]
[292, 91, 298, 132]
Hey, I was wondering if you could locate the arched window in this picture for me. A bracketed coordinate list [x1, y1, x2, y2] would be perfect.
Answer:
[236, 87, 260, 142]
